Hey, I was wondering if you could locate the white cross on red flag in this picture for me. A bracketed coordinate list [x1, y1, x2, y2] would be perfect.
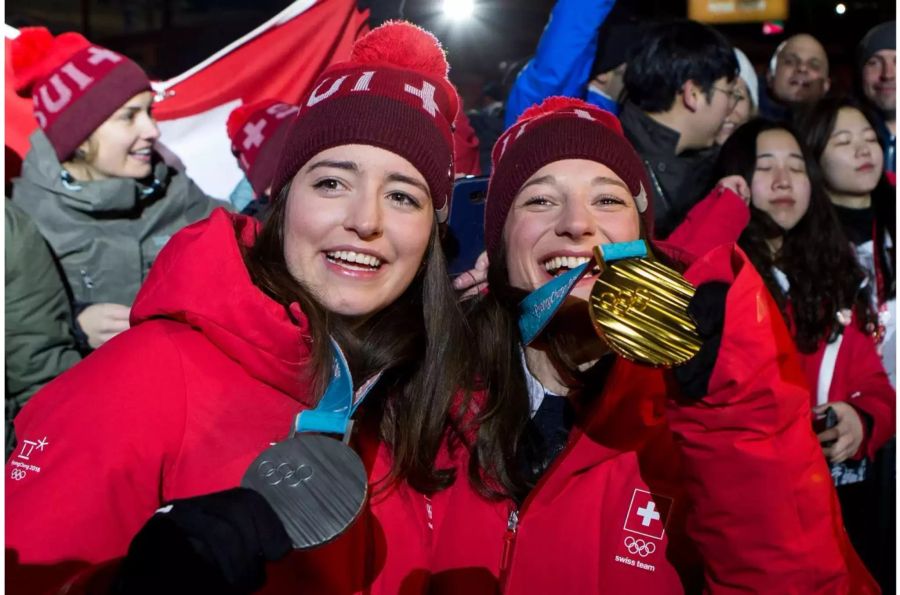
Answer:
[623, 488, 673, 541]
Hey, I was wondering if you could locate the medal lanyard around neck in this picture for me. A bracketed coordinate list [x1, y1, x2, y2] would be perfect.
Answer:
[292, 338, 384, 440]
[518, 241, 648, 345]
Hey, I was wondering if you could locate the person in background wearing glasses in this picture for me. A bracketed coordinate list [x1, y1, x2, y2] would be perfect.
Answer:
[716, 48, 760, 146]
[618, 20, 739, 238]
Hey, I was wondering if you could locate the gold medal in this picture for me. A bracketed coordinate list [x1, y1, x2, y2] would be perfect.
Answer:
[588, 241, 702, 367]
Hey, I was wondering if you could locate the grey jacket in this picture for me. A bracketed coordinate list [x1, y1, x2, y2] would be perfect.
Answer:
[11, 131, 226, 306]
[5, 200, 81, 457]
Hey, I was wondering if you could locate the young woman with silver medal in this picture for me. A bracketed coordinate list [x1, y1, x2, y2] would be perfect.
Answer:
[7, 22, 473, 595]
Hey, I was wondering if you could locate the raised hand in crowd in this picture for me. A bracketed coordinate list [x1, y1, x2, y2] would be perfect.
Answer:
[452, 250, 489, 298]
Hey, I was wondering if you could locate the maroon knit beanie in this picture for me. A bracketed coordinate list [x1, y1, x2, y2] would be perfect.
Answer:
[484, 97, 652, 258]
[269, 21, 459, 222]
[11, 27, 152, 161]
[227, 99, 299, 197]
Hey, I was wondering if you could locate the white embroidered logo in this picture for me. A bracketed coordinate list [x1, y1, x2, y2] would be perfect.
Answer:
[623, 488, 672, 540]
[86, 47, 122, 65]
[404, 81, 439, 116]
[10, 436, 49, 480]
[266, 103, 299, 119]
[242, 119, 268, 150]
[307, 75, 350, 107]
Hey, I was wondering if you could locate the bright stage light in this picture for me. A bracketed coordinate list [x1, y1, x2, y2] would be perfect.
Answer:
[443, 0, 475, 21]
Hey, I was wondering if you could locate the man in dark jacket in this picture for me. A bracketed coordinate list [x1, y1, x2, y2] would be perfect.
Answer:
[619, 20, 738, 238]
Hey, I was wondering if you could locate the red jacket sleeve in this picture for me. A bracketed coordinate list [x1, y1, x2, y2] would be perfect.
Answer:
[665, 244, 879, 594]
[6, 323, 187, 595]
[662, 187, 749, 262]
[828, 322, 896, 459]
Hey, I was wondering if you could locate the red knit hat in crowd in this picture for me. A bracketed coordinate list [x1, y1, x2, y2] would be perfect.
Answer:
[227, 99, 299, 197]
[11, 27, 152, 161]
[484, 97, 652, 258]
[269, 21, 459, 222]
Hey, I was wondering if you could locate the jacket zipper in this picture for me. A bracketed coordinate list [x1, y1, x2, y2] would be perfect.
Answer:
[498, 507, 519, 592]
[496, 423, 584, 592]
[424, 494, 434, 547]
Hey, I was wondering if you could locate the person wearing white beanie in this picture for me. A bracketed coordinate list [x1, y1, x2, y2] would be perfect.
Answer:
[716, 48, 759, 145]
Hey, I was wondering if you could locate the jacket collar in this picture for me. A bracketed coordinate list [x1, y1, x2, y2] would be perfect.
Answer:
[520, 358, 674, 510]
[131, 210, 317, 404]
[20, 130, 170, 213]
[619, 102, 682, 155]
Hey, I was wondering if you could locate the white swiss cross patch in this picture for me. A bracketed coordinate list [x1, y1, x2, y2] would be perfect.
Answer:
[623, 488, 672, 540]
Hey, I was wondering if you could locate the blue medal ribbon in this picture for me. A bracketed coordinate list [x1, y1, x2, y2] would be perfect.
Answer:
[518, 240, 648, 345]
[293, 338, 383, 438]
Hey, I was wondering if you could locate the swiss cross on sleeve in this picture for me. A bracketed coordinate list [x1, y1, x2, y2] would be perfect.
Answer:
[623, 489, 673, 540]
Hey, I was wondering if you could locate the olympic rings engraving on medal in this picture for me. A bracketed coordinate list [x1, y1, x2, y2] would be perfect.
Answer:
[624, 536, 656, 557]
[257, 460, 314, 487]
[598, 287, 650, 316]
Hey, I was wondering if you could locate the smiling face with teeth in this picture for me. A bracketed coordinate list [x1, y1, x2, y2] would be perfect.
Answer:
[502, 158, 641, 302]
[65, 91, 160, 181]
[283, 144, 434, 319]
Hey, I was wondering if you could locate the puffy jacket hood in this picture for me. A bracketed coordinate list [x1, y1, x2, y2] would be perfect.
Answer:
[131, 208, 315, 403]
[19, 130, 173, 213]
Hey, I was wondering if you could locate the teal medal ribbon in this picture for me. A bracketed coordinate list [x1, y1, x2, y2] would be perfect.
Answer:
[518, 241, 648, 345]
[242, 337, 383, 549]
[292, 338, 384, 438]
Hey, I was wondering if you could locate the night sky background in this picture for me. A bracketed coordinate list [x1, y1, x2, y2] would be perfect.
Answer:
[6, 0, 896, 109]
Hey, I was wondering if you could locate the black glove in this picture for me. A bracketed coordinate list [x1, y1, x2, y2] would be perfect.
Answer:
[111, 487, 292, 595]
[673, 282, 729, 400]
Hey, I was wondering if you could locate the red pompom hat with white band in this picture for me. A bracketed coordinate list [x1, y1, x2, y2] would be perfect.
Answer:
[227, 99, 299, 198]
[484, 97, 652, 258]
[11, 27, 151, 161]
[269, 21, 460, 223]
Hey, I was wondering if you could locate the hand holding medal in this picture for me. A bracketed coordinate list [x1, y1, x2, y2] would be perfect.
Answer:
[588, 240, 702, 367]
[242, 340, 377, 549]
[519, 240, 702, 367]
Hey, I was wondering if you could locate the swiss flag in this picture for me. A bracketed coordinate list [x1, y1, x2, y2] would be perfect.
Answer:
[151, 0, 367, 198]
[4, 0, 368, 197]
[5, 3, 480, 196]
[623, 488, 673, 541]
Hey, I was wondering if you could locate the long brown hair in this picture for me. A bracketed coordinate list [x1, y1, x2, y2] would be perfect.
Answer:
[243, 181, 473, 493]
[462, 238, 650, 503]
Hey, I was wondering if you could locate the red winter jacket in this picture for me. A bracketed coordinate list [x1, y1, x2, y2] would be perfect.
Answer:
[676, 188, 895, 460]
[6, 209, 432, 595]
[798, 318, 896, 460]
[428, 241, 879, 594]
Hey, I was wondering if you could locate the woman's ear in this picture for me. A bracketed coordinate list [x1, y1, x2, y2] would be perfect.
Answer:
[73, 136, 96, 162]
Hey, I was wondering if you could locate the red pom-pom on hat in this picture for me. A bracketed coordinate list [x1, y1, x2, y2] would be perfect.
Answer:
[11, 27, 91, 95]
[269, 20, 460, 218]
[518, 96, 625, 136]
[351, 20, 449, 80]
[518, 96, 591, 121]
